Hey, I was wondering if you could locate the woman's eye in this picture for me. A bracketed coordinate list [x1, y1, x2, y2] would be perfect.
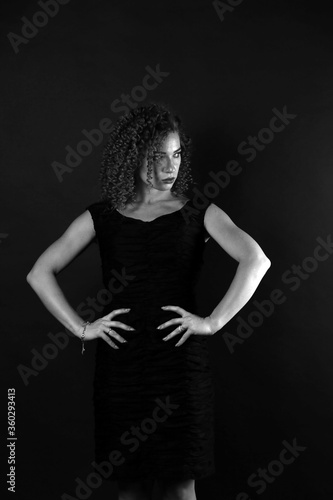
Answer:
[153, 152, 181, 161]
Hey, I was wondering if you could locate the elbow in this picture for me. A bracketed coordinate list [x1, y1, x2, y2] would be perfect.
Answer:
[243, 252, 271, 271]
[255, 253, 271, 272]
[26, 268, 33, 282]
[26, 269, 38, 286]
[26, 266, 51, 287]
[261, 255, 271, 268]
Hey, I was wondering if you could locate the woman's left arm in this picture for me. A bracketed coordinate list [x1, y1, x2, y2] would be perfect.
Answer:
[204, 203, 271, 333]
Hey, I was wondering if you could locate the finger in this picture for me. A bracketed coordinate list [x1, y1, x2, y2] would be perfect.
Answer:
[104, 308, 131, 319]
[157, 319, 183, 330]
[100, 319, 135, 331]
[104, 328, 127, 344]
[99, 332, 119, 349]
[161, 305, 186, 315]
[108, 321, 136, 331]
[162, 326, 188, 341]
[175, 332, 191, 347]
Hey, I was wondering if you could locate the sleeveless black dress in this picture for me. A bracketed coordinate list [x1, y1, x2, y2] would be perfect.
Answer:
[85, 197, 215, 482]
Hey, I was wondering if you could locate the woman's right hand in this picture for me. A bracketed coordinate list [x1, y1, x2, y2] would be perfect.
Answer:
[82, 308, 135, 349]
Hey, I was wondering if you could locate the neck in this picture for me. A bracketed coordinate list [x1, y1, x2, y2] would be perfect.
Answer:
[132, 182, 177, 205]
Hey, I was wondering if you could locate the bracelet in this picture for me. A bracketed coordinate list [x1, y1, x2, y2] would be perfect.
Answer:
[81, 321, 91, 355]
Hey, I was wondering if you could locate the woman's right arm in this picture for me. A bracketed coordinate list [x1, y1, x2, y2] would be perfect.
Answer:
[26, 210, 96, 338]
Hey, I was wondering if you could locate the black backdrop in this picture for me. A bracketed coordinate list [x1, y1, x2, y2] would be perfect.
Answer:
[2, 0, 333, 499]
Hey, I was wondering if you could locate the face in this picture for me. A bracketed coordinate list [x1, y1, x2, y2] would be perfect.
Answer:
[136, 131, 182, 191]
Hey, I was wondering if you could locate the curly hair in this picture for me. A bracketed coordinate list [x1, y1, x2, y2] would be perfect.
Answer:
[99, 101, 194, 212]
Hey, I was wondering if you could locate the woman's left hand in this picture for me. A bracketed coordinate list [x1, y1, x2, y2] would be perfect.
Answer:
[156, 305, 219, 347]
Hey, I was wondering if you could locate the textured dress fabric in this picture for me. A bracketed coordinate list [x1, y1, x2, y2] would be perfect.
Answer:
[85, 197, 216, 482]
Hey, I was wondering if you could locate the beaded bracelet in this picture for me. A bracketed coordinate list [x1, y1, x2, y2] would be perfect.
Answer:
[81, 321, 91, 355]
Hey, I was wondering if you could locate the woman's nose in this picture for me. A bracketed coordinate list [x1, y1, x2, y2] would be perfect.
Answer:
[165, 158, 176, 172]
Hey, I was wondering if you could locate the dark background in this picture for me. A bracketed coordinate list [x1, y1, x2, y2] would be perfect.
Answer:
[1, 0, 333, 499]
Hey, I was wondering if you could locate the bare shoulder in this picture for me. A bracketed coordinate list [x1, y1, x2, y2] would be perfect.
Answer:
[54, 209, 97, 256]
[203, 203, 270, 263]
[203, 202, 232, 228]
[27, 210, 96, 276]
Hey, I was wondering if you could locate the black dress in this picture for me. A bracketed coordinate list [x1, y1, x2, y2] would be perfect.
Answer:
[85, 197, 215, 482]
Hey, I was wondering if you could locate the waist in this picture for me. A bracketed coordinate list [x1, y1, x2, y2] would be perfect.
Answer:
[101, 291, 197, 316]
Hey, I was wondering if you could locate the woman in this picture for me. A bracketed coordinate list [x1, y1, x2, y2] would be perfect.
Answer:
[27, 102, 271, 500]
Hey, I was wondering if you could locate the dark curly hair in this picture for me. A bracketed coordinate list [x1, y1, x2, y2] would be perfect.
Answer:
[99, 101, 194, 211]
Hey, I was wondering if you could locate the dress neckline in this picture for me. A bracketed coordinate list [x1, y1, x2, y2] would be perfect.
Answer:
[115, 199, 191, 223]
